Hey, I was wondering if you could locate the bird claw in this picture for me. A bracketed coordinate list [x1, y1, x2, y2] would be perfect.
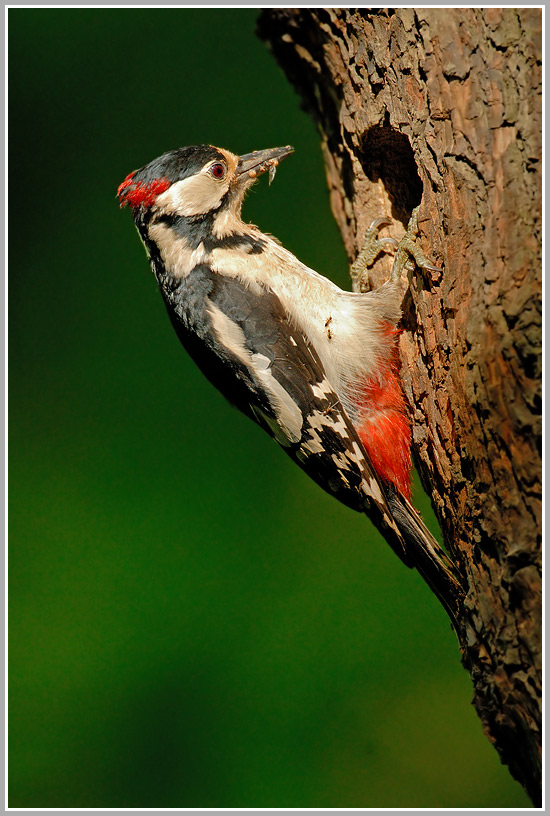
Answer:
[350, 216, 397, 293]
[390, 208, 441, 282]
[350, 208, 441, 292]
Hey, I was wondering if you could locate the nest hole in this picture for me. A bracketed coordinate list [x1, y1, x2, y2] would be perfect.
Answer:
[360, 125, 423, 225]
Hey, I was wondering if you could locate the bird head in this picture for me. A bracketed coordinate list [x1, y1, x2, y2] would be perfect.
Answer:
[117, 144, 294, 221]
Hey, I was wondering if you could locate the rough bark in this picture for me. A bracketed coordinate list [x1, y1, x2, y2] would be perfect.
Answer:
[258, 8, 542, 806]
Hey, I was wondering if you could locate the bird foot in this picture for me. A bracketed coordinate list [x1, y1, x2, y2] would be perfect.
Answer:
[390, 207, 441, 283]
[350, 217, 397, 293]
[350, 208, 440, 292]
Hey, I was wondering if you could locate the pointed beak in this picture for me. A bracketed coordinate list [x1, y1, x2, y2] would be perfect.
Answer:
[235, 145, 294, 180]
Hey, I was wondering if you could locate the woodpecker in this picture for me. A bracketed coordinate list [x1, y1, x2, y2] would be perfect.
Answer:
[118, 144, 463, 623]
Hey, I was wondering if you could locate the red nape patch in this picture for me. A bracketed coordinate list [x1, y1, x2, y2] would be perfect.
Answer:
[355, 328, 412, 500]
[117, 172, 170, 209]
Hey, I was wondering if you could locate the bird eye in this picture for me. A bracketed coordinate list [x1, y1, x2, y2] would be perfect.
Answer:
[210, 162, 226, 180]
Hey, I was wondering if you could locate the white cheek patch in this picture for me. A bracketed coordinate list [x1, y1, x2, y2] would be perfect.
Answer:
[155, 174, 228, 217]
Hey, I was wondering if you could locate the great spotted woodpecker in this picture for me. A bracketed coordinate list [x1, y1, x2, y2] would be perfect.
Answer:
[118, 144, 463, 623]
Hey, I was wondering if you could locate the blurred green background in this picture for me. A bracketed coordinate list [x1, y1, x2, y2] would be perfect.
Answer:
[8, 8, 529, 809]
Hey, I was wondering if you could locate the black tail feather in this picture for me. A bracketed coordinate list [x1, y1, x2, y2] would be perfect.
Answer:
[385, 486, 465, 628]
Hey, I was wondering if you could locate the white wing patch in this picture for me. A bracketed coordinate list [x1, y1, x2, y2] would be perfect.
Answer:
[250, 352, 303, 443]
[311, 379, 335, 400]
[208, 301, 251, 367]
[300, 404, 397, 533]
[208, 302, 303, 444]
[301, 424, 325, 455]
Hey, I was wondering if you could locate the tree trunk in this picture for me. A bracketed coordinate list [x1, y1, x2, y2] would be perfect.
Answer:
[258, 7, 542, 806]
